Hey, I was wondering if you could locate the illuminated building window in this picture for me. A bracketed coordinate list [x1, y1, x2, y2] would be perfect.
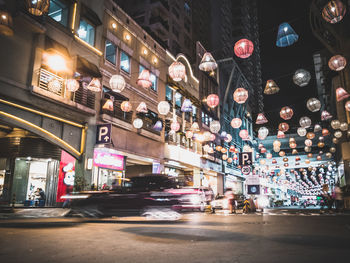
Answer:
[78, 19, 95, 46]
[120, 51, 130, 73]
[139, 65, 157, 92]
[48, 0, 69, 27]
[166, 85, 173, 104]
[105, 40, 116, 65]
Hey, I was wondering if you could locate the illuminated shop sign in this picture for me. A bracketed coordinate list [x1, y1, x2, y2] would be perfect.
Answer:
[93, 148, 124, 170]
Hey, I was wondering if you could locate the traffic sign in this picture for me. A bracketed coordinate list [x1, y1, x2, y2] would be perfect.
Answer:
[239, 152, 252, 166]
[241, 165, 251, 175]
[247, 185, 260, 195]
[96, 123, 112, 144]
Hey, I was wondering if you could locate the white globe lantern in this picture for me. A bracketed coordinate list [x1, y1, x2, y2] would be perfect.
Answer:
[225, 134, 232, 143]
[293, 69, 311, 87]
[210, 120, 221, 133]
[306, 98, 321, 112]
[305, 139, 312, 146]
[157, 101, 170, 115]
[109, 74, 126, 92]
[331, 120, 341, 129]
[258, 126, 269, 140]
[297, 127, 307, 137]
[230, 118, 242, 128]
[133, 118, 143, 129]
[66, 79, 80, 92]
[169, 61, 186, 81]
[299, 116, 312, 128]
[334, 130, 342, 138]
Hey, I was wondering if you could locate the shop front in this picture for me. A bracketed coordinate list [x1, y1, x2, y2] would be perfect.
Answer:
[200, 157, 224, 195]
[224, 166, 245, 195]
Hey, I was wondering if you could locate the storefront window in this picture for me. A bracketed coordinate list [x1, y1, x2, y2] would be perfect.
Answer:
[48, 0, 69, 27]
[120, 51, 130, 73]
[105, 40, 117, 65]
[78, 19, 95, 46]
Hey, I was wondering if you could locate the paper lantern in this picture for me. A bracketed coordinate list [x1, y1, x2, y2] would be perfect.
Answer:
[318, 141, 325, 148]
[234, 39, 254, 58]
[326, 152, 332, 158]
[181, 99, 193, 112]
[321, 110, 333, 121]
[171, 121, 180, 132]
[292, 149, 298, 155]
[340, 122, 348, 131]
[203, 131, 212, 141]
[279, 122, 289, 132]
[283, 157, 288, 162]
[280, 106, 293, 120]
[169, 61, 186, 81]
[305, 139, 312, 146]
[272, 159, 277, 164]
[157, 101, 170, 115]
[264, 80, 279, 95]
[233, 88, 248, 104]
[290, 141, 297, 149]
[102, 99, 114, 111]
[221, 148, 227, 154]
[273, 140, 281, 148]
[331, 120, 340, 129]
[239, 129, 249, 140]
[191, 122, 200, 131]
[305, 146, 311, 152]
[0, 10, 13, 36]
[258, 127, 269, 140]
[256, 113, 268, 124]
[307, 153, 313, 158]
[276, 22, 299, 47]
[220, 131, 227, 139]
[243, 144, 252, 152]
[306, 98, 321, 112]
[328, 55, 347, 71]
[333, 137, 339, 144]
[227, 158, 233, 164]
[277, 131, 285, 139]
[206, 94, 219, 108]
[215, 145, 222, 152]
[261, 147, 267, 153]
[210, 120, 221, 133]
[109, 75, 126, 92]
[322, 1, 346, 24]
[26, 0, 50, 16]
[260, 159, 266, 165]
[266, 153, 272, 159]
[279, 151, 285, 157]
[229, 145, 236, 152]
[210, 134, 216, 141]
[137, 69, 152, 88]
[345, 101, 350, 111]
[305, 159, 311, 164]
[336, 87, 350, 101]
[314, 124, 322, 133]
[136, 102, 148, 113]
[186, 130, 193, 139]
[199, 52, 217, 71]
[317, 155, 322, 161]
[66, 79, 80, 92]
[293, 69, 311, 87]
[133, 118, 143, 129]
[225, 134, 232, 143]
[321, 129, 329, 137]
[330, 147, 336, 153]
[222, 154, 228, 161]
[231, 118, 242, 128]
[295, 156, 301, 161]
[334, 130, 342, 138]
[299, 117, 311, 128]
[306, 132, 315, 139]
[87, 78, 101, 92]
[203, 144, 211, 153]
[153, 120, 163, 132]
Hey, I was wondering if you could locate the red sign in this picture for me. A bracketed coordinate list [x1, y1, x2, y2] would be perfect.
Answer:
[93, 148, 124, 170]
[56, 151, 76, 202]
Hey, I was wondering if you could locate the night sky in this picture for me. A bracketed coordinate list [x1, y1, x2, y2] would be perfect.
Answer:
[257, 0, 324, 134]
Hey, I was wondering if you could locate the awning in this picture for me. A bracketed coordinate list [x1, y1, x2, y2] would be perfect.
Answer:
[76, 56, 102, 78]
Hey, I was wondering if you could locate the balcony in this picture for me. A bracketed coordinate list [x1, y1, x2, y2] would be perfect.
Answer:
[149, 15, 169, 31]
[143, 118, 161, 136]
[101, 104, 133, 124]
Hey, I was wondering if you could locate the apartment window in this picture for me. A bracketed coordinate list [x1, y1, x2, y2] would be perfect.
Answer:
[120, 51, 130, 73]
[166, 85, 173, 103]
[78, 19, 95, 46]
[48, 0, 69, 27]
[175, 92, 182, 108]
[139, 65, 157, 92]
[184, 2, 191, 15]
[105, 40, 116, 65]
[192, 105, 197, 121]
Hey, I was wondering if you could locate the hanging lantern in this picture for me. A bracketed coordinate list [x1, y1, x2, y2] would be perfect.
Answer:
[278, 122, 289, 132]
[321, 110, 333, 121]
[171, 121, 180, 132]
[65, 79, 80, 92]
[322, 0, 346, 24]
[136, 102, 148, 113]
[210, 133, 216, 141]
[272, 159, 277, 164]
[239, 129, 249, 140]
[280, 106, 293, 120]
[305, 146, 311, 152]
[333, 137, 339, 144]
[299, 116, 312, 128]
[345, 101, 350, 111]
[283, 157, 288, 162]
[279, 152, 285, 158]
[273, 146, 280, 153]
[233, 88, 248, 104]
[109, 75, 126, 92]
[340, 122, 348, 131]
[306, 98, 321, 112]
[181, 99, 193, 112]
[121, 101, 132, 112]
[295, 156, 301, 161]
[0, 10, 13, 36]
[169, 61, 186, 81]
[137, 69, 152, 88]
[273, 140, 281, 148]
[258, 143, 264, 149]
[307, 153, 313, 158]
[102, 99, 114, 111]
[331, 119, 341, 129]
[210, 120, 221, 133]
[305, 159, 311, 164]
[243, 144, 252, 152]
[153, 120, 163, 132]
[305, 139, 312, 146]
[221, 148, 227, 154]
[266, 153, 272, 159]
[314, 124, 322, 133]
[133, 118, 143, 129]
[229, 145, 236, 152]
[264, 80, 280, 95]
[227, 158, 233, 164]
[334, 130, 342, 138]
[215, 145, 222, 152]
[330, 147, 336, 153]
[222, 154, 228, 161]
[261, 147, 267, 154]
[290, 141, 297, 149]
[191, 122, 200, 131]
[326, 152, 332, 158]
[318, 141, 325, 148]
[206, 94, 220, 108]
[260, 159, 266, 165]
[199, 52, 217, 71]
[186, 130, 193, 139]
[293, 69, 311, 87]
[26, 0, 50, 16]
[306, 132, 315, 139]
[289, 137, 296, 143]
[195, 133, 205, 143]
[234, 39, 254, 58]
[220, 131, 227, 139]
[276, 22, 299, 47]
[231, 118, 242, 128]
[277, 130, 285, 139]
[317, 155, 322, 161]
[256, 113, 268, 124]
[258, 127, 269, 140]
[322, 128, 330, 136]
[336, 87, 350, 101]
[87, 78, 101, 92]
[292, 149, 298, 155]
[225, 134, 232, 143]
[328, 55, 347, 71]
[157, 101, 170, 115]
[203, 144, 211, 153]
[203, 131, 212, 141]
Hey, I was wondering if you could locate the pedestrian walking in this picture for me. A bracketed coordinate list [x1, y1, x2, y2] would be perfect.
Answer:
[225, 188, 235, 214]
[334, 184, 343, 212]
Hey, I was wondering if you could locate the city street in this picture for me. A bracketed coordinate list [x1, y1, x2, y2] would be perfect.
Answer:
[0, 211, 350, 263]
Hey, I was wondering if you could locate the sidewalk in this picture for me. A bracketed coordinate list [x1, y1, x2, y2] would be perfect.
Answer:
[0, 207, 70, 219]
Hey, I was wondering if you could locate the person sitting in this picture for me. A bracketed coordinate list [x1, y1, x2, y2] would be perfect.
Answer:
[35, 188, 46, 207]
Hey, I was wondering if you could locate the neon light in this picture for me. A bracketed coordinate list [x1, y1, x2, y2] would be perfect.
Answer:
[74, 35, 103, 56]
[166, 50, 199, 83]
[71, 3, 77, 31]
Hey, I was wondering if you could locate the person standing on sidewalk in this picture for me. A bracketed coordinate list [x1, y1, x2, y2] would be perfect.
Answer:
[225, 188, 235, 214]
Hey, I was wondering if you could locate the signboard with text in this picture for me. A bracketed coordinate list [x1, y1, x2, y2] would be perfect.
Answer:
[93, 148, 124, 170]
[239, 152, 252, 166]
[96, 123, 112, 144]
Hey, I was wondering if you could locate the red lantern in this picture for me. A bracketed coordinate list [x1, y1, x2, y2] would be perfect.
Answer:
[239, 129, 249, 140]
[221, 148, 227, 154]
[295, 156, 301, 161]
[306, 132, 315, 139]
[289, 142, 297, 149]
[317, 155, 322, 161]
[206, 94, 219, 108]
[256, 113, 268, 124]
[336, 87, 350, 102]
[277, 131, 285, 139]
[233, 88, 248, 104]
[278, 122, 289, 132]
[272, 159, 277, 164]
[137, 69, 152, 88]
[234, 39, 254, 59]
[216, 145, 222, 151]
[280, 106, 293, 120]
[121, 101, 132, 112]
[229, 145, 236, 152]
[328, 55, 347, 71]
[260, 147, 267, 153]
[322, 128, 330, 136]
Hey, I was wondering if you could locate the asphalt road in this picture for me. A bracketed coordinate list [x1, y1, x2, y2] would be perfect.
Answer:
[0, 211, 350, 263]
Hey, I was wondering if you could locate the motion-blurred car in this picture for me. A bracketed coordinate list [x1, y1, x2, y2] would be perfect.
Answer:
[65, 174, 181, 219]
[210, 194, 244, 211]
